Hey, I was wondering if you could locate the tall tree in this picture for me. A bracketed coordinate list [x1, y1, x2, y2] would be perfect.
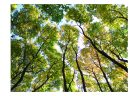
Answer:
[11, 4, 128, 92]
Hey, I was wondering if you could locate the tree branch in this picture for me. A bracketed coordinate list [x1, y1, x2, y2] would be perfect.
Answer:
[111, 9, 128, 21]
[110, 50, 128, 63]
[78, 25, 128, 72]
[11, 42, 45, 91]
[32, 63, 56, 92]
[68, 70, 75, 91]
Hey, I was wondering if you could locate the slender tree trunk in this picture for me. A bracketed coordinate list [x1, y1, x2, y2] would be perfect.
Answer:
[11, 42, 44, 91]
[100, 67, 114, 92]
[62, 43, 69, 92]
[72, 47, 87, 92]
[92, 69, 103, 92]
[78, 25, 128, 72]
[95, 52, 114, 92]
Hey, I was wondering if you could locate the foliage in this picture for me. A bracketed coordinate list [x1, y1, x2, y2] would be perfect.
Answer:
[11, 4, 128, 92]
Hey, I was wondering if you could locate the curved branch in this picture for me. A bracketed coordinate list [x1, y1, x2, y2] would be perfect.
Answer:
[111, 9, 128, 21]
[110, 50, 128, 63]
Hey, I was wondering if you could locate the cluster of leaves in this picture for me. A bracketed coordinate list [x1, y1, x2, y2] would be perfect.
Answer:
[11, 4, 128, 92]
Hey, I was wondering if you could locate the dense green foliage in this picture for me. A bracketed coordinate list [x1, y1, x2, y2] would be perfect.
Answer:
[11, 4, 128, 92]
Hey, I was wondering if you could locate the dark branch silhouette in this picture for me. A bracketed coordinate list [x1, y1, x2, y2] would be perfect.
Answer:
[72, 46, 87, 92]
[78, 25, 128, 72]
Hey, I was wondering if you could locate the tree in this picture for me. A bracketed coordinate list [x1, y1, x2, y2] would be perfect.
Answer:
[11, 4, 128, 92]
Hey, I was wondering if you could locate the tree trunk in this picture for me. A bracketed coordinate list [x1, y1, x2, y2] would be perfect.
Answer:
[100, 67, 114, 92]
[62, 43, 69, 92]
[96, 52, 114, 92]
[72, 47, 87, 92]
[92, 69, 103, 92]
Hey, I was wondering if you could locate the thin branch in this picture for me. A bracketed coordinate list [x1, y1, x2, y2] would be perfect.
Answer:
[111, 9, 128, 21]
[32, 63, 56, 92]
[68, 70, 75, 91]
[110, 50, 128, 63]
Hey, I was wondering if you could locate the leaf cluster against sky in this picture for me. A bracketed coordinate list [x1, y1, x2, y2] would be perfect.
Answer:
[11, 4, 128, 92]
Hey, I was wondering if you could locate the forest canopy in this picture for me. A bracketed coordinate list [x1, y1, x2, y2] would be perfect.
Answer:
[11, 4, 128, 92]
